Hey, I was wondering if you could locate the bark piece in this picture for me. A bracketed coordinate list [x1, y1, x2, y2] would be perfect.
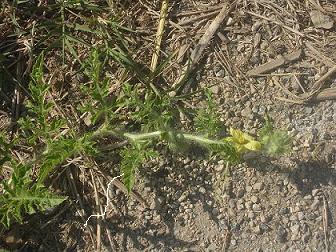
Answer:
[247, 49, 302, 76]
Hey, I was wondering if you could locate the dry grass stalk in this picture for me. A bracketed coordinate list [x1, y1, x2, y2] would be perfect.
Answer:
[322, 194, 329, 252]
[245, 11, 304, 37]
[90, 169, 102, 252]
[150, 0, 169, 72]
[304, 42, 336, 68]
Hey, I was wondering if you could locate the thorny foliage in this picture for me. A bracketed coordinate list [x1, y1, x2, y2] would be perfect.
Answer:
[0, 1, 292, 229]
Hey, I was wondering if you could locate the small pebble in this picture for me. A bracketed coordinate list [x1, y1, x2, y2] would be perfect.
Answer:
[279, 207, 289, 215]
[290, 224, 300, 234]
[212, 208, 219, 215]
[253, 182, 264, 191]
[251, 196, 259, 204]
[248, 211, 255, 219]
[199, 187, 206, 194]
[311, 189, 320, 197]
[246, 185, 253, 193]
[252, 204, 261, 211]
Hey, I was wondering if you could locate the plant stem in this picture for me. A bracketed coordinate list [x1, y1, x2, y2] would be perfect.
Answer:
[183, 133, 226, 146]
[93, 126, 228, 147]
[124, 131, 162, 141]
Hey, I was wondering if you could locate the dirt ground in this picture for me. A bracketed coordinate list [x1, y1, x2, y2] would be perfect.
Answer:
[1, 0, 336, 251]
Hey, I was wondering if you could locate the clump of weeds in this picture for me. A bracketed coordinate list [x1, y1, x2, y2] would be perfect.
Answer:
[0, 1, 291, 250]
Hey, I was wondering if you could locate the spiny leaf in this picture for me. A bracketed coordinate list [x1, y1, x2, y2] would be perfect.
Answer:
[0, 163, 67, 228]
[120, 144, 158, 193]
[258, 115, 292, 156]
[195, 89, 223, 138]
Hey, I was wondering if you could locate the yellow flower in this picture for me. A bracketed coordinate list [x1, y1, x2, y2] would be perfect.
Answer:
[226, 128, 261, 153]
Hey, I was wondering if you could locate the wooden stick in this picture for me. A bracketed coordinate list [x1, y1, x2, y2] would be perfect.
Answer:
[247, 49, 302, 76]
[172, 1, 237, 93]
[178, 10, 219, 26]
[310, 65, 336, 93]
[315, 88, 336, 101]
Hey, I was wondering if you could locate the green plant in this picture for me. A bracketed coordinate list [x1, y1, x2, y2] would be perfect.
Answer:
[0, 162, 66, 228]
[0, 1, 292, 230]
[0, 50, 291, 226]
[195, 89, 222, 138]
[258, 114, 292, 156]
[120, 142, 158, 192]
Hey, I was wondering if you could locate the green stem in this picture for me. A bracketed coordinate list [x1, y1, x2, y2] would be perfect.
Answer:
[183, 133, 226, 146]
[92, 126, 228, 147]
[123, 131, 162, 141]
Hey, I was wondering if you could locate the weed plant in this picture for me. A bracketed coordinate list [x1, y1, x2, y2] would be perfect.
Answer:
[0, 1, 292, 229]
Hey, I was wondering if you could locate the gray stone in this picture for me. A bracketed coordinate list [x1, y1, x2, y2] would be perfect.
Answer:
[260, 223, 270, 232]
[212, 208, 219, 215]
[279, 207, 289, 215]
[215, 69, 225, 78]
[276, 226, 287, 243]
[302, 232, 311, 243]
[231, 222, 240, 232]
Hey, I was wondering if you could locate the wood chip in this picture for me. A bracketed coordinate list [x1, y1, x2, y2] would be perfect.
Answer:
[247, 49, 302, 76]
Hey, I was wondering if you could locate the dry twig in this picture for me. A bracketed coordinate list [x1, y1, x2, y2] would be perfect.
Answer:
[172, 0, 237, 93]
[247, 49, 302, 76]
[304, 42, 336, 68]
[90, 169, 102, 252]
[245, 11, 304, 37]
